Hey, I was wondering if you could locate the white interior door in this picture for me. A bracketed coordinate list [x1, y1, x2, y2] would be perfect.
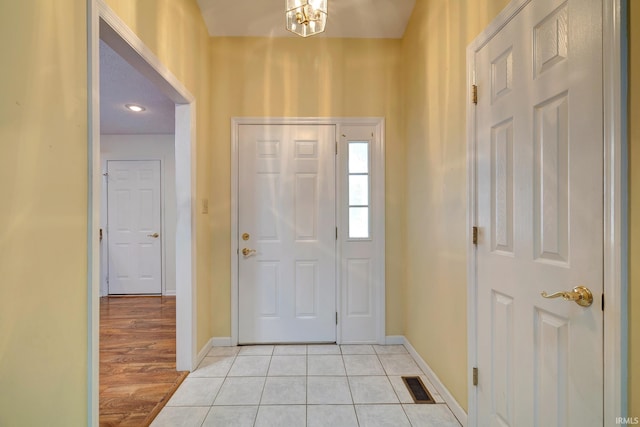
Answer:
[238, 124, 336, 344]
[107, 160, 162, 295]
[474, 0, 603, 425]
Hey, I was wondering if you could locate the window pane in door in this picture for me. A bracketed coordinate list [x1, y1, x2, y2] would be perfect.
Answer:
[349, 207, 369, 239]
[349, 175, 369, 206]
[348, 142, 369, 173]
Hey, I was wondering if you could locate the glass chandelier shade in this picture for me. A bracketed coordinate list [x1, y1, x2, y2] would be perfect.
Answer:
[286, 0, 328, 37]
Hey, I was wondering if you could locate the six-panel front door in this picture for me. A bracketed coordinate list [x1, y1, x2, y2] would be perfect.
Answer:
[474, 0, 604, 425]
[238, 124, 337, 344]
[107, 160, 162, 295]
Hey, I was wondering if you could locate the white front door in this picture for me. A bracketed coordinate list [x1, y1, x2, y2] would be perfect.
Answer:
[474, 0, 603, 425]
[238, 124, 336, 344]
[107, 160, 162, 295]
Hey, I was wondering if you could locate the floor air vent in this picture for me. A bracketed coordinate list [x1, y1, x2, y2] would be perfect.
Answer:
[402, 376, 436, 404]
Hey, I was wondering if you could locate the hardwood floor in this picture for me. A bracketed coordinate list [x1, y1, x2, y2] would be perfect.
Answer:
[100, 296, 188, 427]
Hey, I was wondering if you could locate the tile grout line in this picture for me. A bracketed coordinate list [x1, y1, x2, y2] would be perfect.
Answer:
[305, 345, 309, 426]
[153, 344, 461, 426]
[340, 344, 361, 427]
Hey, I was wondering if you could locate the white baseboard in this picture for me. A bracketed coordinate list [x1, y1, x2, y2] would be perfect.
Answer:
[196, 337, 214, 367]
[212, 337, 233, 347]
[385, 335, 405, 345]
[163, 289, 176, 296]
[195, 337, 232, 368]
[402, 337, 468, 426]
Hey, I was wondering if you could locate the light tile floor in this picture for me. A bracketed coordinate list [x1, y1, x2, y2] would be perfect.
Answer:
[150, 344, 461, 427]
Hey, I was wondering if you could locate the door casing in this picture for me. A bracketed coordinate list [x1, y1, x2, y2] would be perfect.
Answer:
[465, 0, 628, 424]
[231, 117, 386, 346]
[88, 1, 198, 424]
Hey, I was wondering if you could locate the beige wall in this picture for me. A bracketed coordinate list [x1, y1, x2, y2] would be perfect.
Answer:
[209, 37, 405, 337]
[401, 0, 510, 410]
[629, 1, 640, 417]
[0, 1, 88, 425]
[104, 0, 214, 350]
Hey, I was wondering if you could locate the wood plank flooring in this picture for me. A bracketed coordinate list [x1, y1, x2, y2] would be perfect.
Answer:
[100, 296, 188, 427]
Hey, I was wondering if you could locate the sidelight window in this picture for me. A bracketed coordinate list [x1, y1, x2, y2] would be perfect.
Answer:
[347, 141, 370, 239]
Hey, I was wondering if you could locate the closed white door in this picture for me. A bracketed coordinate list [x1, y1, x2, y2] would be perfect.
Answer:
[238, 124, 336, 344]
[474, 0, 603, 425]
[107, 160, 162, 294]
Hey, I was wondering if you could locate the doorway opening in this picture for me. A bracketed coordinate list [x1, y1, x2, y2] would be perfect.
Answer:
[88, 0, 198, 423]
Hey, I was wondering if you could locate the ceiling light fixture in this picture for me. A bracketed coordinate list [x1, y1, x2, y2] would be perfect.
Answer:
[286, 0, 327, 38]
[125, 104, 146, 112]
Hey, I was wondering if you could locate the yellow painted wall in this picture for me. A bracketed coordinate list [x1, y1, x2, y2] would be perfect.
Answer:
[104, 0, 214, 350]
[0, 1, 88, 426]
[209, 37, 405, 336]
[401, 0, 510, 410]
[629, 0, 640, 417]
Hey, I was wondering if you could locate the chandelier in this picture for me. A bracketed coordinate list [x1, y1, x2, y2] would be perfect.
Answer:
[285, 0, 328, 37]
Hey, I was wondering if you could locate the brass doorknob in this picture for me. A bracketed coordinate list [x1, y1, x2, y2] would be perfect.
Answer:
[147, 233, 160, 238]
[541, 285, 593, 307]
[242, 248, 257, 257]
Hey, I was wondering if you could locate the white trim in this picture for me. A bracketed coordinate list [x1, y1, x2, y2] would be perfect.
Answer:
[466, 0, 627, 425]
[97, 5, 192, 105]
[468, 0, 531, 53]
[465, 33, 478, 427]
[212, 337, 234, 347]
[164, 290, 177, 297]
[464, 5, 533, 423]
[603, 0, 628, 421]
[174, 103, 198, 371]
[402, 337, 467, 426]
[86, 0, 100, 424]
[384, 335, 405, 345]
[195, 337, 234, 365]
[230, 117, 385, 346]
[97, 0, 197, 371]
[196, 337, 214, 366]
[88, 3, 199, 421]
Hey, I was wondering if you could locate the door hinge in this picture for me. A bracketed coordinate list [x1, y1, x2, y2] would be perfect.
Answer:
[601, 293, 604, 311]
[472, 367, 478, 386]
[336, 141, 338, 155]
[336, 312, 338, 325]
[472, 226, 478, 245]
[472, 84, 478, 105]
[336, 227, 338, 240]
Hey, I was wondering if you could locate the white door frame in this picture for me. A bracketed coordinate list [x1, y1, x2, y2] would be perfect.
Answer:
[230, 117, 386, 346]
[87, 1, 198, 424]
[465, 0, 628, 425]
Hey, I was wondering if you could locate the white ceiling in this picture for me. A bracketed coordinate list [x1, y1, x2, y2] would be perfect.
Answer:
[100, 40, 175, 135]
[196, 0, 415, 38]
[100, 1, 416, 135]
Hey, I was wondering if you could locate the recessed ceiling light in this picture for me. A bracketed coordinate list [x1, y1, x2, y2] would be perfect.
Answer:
[125, 104, 146, 112]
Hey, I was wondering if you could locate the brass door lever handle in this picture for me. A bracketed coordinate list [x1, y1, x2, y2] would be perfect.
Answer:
[541, 285, 593, 307]
[242, 248, 257, 257]
[147, 233, 160, 238]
